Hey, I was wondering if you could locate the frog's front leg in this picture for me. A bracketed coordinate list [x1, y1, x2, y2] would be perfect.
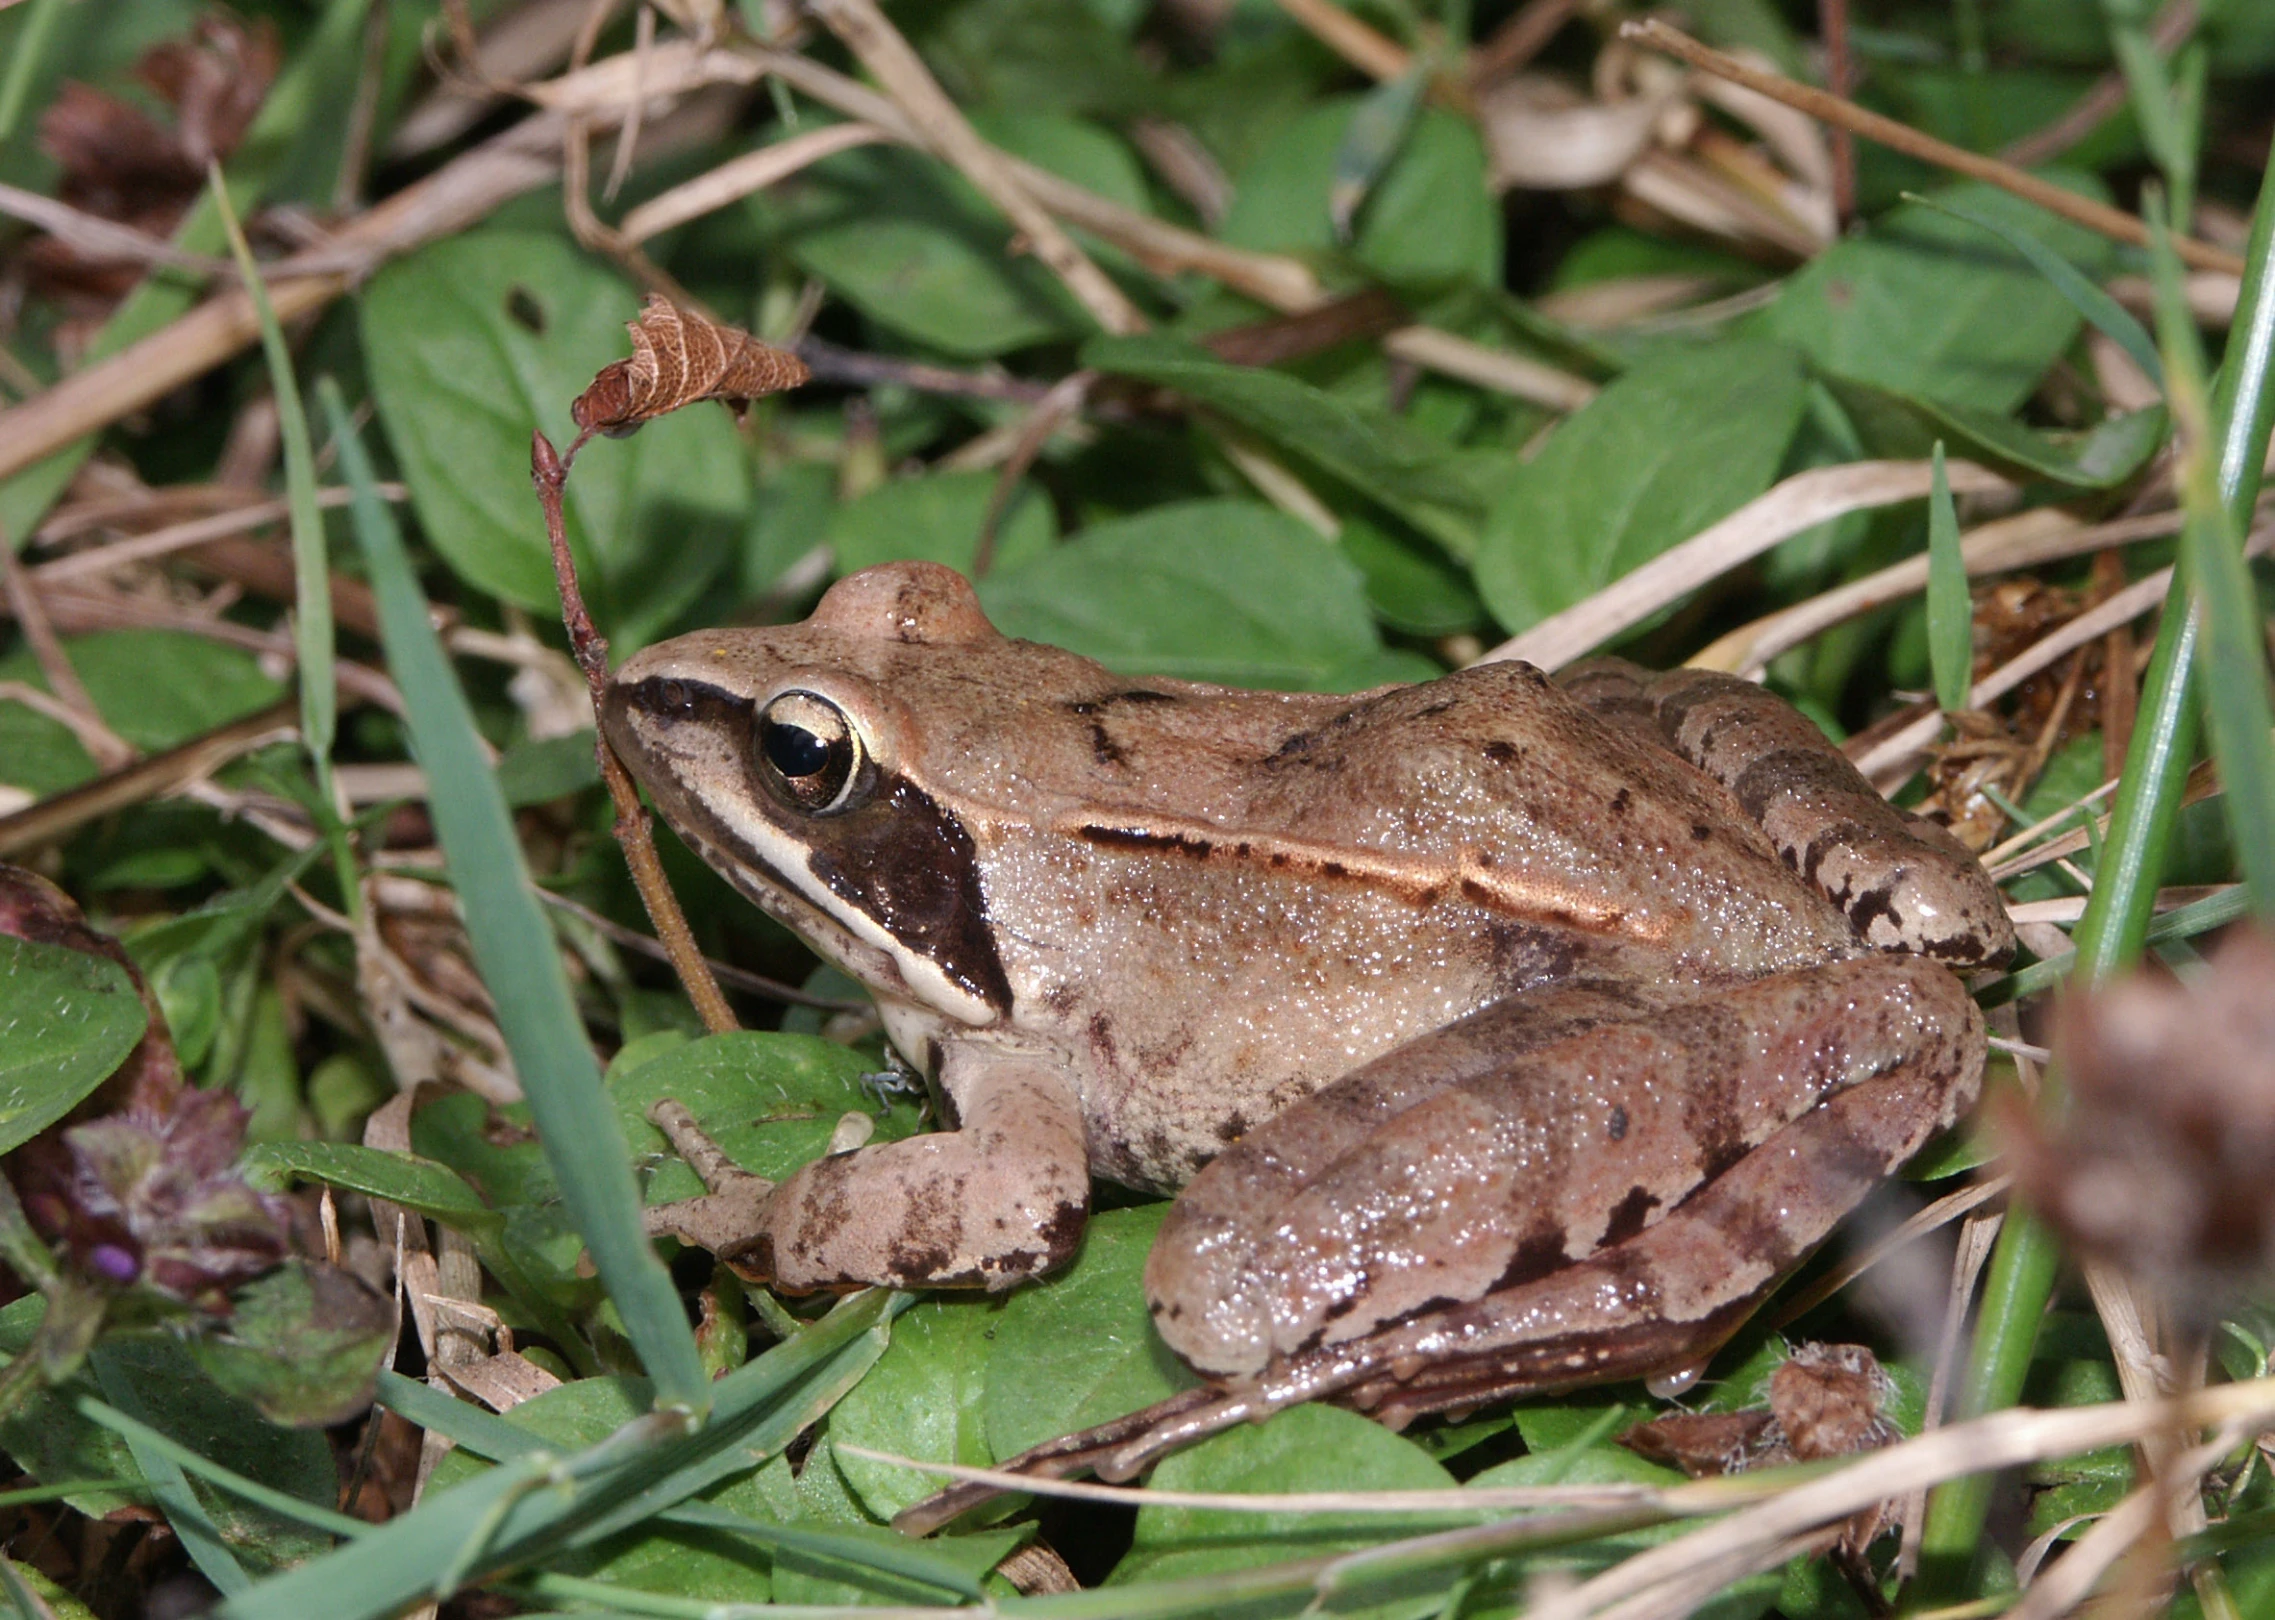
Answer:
[1144, 953, 1981, 1414]
[646, 1037, 1089, 1292]
[1559, 659, 2015, 965]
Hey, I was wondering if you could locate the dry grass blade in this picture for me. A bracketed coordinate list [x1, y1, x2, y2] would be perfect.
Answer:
[1624, 19, 2246, 277]
[0, 700, 299, 857]
[618, 122, 886, 243]
[1524, 1377, 2275, 1620]
[28, 486, 406, 585]
[1478, 458, 2011, 671]
[1380, 326, 1597, 411]
[1850, 522, 2275, 783]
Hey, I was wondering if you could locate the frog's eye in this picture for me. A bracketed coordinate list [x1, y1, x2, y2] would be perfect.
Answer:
[756, 691, 870, 813]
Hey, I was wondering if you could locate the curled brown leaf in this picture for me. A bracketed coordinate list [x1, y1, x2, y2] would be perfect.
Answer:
[570, 296, 810, 440]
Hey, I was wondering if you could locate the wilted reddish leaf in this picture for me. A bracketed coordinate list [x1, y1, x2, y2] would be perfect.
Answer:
[20, 15, 278, 317]
[2007, 925, 2275, 1329]
[570, 296, 810, 439]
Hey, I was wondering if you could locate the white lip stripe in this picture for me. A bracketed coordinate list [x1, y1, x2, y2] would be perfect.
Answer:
[708, 791, 999, 1028]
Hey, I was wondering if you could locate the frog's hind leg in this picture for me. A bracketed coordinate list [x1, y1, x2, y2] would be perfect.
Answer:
[1558, 659, 2014, 966]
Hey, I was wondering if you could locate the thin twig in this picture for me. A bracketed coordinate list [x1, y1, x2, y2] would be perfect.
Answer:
[0, 700, 301, 858]
[0, 541, 131, 769]
[792, 337, 1054, 404]
[1818, 0, 1855, 223]
[1275, 0, 1411, 83]
[618, 122, 886, 242]
[1623, 19, 2245, 276]
[531, 430, 737, 1036]
[1468, 0, 1577, 90]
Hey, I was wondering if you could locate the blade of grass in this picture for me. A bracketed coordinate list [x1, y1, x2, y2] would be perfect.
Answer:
[376, 1369, 981, 1598]
[319, 377, 706, 1416]
[221, 1292, 895, 1620]
[1904, 191, 2163, 387]
[90, 1350, 250, 1598]
[1925, 442, 1972, 714]
[1918, 137, 2275, 1602]
[209, 168, 335, 806]
[0, 0, 66, 144]
[73, 1396, 368, 1540]
[2150, 198, 2275, 920]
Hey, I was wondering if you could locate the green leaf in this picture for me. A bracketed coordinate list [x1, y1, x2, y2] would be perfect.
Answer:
[323, 381, 708, 1415]
[1329, 65, 1427, 242]
[0, 935, 144, 1158]
[977, 498, 1392, 689]
[608, 1032, 923, 1203]
[760, 144, 1090, 358]
[826, 470, 1055, 579]
[1756, 180, 2114, 415]
[242, 1142, 499, 1232]
[0, 632, 285, 795]
[1822, 376, 2166, 489]
[830, 1299, 1000, 1520]
[1220, 101, 1499, 288]
[1339, 514, 1486, 636]
[1111, 1404, 1466, 1586]
[981, 1203, 1198, 1461]
[1903, 190, 2163, 387]
[1925, 442, 1971, 714]
[1080, 335, 1485, 551]
[360, 231, 749, 642]
[184, 1263, 391, 1430]
[1474, 338, 1807, 633]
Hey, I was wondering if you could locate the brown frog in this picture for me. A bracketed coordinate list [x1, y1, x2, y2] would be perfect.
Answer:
[603, 560, 2011, 1490]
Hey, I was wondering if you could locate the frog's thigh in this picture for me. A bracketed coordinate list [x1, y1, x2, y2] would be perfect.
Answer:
[1345, 1007, 1976, 1428]
[738, 1040, 1089, 1294]
[1147, 956, 1982, 1378]
[1561, 659, 2014, 965]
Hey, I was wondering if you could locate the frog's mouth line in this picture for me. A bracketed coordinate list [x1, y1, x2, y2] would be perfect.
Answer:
[603, 674, 1012, 1027]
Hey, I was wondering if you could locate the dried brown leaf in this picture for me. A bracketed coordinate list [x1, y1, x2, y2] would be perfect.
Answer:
[570, 296, 809, 439]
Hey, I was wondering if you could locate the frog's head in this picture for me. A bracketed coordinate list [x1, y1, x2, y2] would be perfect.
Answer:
[600, 561, 1014, 1027]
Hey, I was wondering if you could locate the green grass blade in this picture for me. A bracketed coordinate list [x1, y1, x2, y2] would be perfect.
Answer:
[0, 0, 66, 143]
[2148, 200, 2275, 921]
[1924, 442, 1973, 714]
[209, 174, 335, 797]
[1920, 140, 2275, 1601]
[221, 1294, 892, 1620]
[1904, 192, 2162, 387]
[91, 1351, 250, 1597]
[73, 1397, 367, 1540]
[318, 377, 706, 1415]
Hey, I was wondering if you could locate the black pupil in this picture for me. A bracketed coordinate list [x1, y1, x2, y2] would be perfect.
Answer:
[763, 721, 832, 778]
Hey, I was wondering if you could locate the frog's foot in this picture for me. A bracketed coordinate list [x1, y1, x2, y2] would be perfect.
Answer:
[1559, 659, 2015, 966]
[656, 1040, 1091, 1294]
[643, 1099, 777, 1257]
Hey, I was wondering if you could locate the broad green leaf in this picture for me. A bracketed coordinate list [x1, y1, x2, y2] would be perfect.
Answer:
[924, 0, 1155, 118]
[1925, 442, 1971, 714]
[1329, 65, 1427, 242]
[0, 632, 285, 794]
[826, 470, 1055, 578]
[183, 1261, 392, 1429]
[608, 1032, 924, 1203]
[1221, 101, 1500, 288]
[0, 1335, 336, 1576]
[830, 1300, 1001, 1520]
[1475, 339, 1807, 633]
[360, 230, 749, 642]
[242, 1142, 499, 1231]
[1905, 191, 2162, 386]
[1757, 181, 2114, 416]
[1339, 514, 1486, 636]
[1824, 377, 2166, 489]
[977, 498, 1394, 689]
[971, 107, 1152, 211]
[1080, 336, 1486, 551]
[982, 1202, 1198, 1460]
[0, 935, 145, 1158]
[759, 144, 1090, 358]
[1111, 1403, 1466, 1587]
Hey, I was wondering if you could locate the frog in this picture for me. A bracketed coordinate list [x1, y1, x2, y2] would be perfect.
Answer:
[601, 558, 2011, 1496]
